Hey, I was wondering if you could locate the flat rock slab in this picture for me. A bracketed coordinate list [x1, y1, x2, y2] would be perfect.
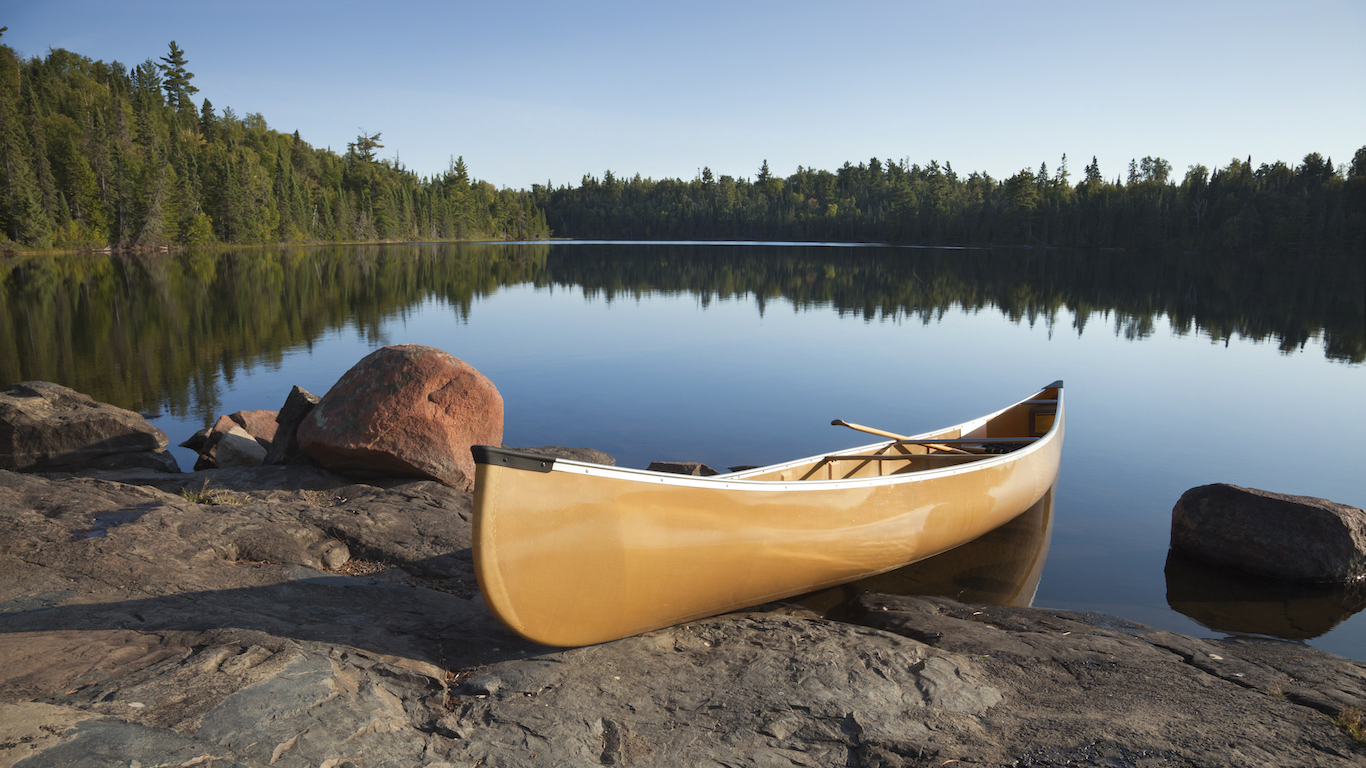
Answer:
[1, 467, 1363, 767]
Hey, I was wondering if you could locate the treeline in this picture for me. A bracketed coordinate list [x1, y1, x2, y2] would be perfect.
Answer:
[0, 39, 549, 250]
[535, 152, 1366, 255]
[3, 35, 1362, 255]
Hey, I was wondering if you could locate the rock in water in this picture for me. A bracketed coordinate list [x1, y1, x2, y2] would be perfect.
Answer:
[646, 460, 720, 476]
[297, 345, 503, 490]
[192, 410, 282, 469]
[0, 381, 177, 473]
[1172, 483, 1366, 582]
[228, 410, 279, 447]
[215, 426, 268, 468]
[512, 445, 616, 466]
[262, 386, 322, 466]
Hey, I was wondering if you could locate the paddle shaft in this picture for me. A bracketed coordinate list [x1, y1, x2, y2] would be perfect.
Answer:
[830, 420, 972, 454]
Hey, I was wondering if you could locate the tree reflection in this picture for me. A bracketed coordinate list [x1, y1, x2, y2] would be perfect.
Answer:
[1, 244, 1360, 422]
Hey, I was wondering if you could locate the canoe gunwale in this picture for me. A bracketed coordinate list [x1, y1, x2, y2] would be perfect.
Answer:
[474, 384, 1063, 493]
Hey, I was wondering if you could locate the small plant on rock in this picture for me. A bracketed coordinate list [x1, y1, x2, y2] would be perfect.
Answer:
[182, 481, 242, 506]
[1331, 707, 1366, 745]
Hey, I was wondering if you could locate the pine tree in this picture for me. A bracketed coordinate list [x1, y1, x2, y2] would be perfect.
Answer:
[157, 41, 198, 117]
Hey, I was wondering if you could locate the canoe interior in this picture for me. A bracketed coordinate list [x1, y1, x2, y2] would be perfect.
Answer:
[724, 384, 1059, 482]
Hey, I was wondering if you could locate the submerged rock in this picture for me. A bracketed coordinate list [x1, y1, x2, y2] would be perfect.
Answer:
[297, 345, 503, 491]
[1172, 483, 1366, 582]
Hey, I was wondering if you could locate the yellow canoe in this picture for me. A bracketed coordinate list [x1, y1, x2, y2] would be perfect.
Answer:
[472, 381, 1065, 646]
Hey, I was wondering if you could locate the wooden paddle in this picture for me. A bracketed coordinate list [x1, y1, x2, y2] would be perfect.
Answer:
[830, 419, 973, 454]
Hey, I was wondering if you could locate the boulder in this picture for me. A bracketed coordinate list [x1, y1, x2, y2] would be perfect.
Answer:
[215, 426, 268, 468]
[512, 445, 616, 465]
[190, 415, 237, 470]
[1172, 483, 1366, 582]
[228, 410, 278, 447]
[190, 410, 281, 470]
[179, 426, 211, 453]
[297, 345, 503, 491]
[262, 385, 322, 466]
[0, 381, 177, 473]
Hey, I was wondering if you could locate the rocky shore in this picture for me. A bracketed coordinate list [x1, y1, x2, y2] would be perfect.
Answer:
[3, 355, 1364, 767]
[2, 462, 1364, 767]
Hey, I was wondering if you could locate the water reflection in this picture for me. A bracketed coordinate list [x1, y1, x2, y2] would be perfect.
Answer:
[1165, 551, 1366, 640]
[790, 484, 1055, 618]
[1, 243, 1361, 423]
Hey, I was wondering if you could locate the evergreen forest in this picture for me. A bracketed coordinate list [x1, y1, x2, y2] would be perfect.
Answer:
[2, 36, 1363, 256]
[535, 152, 1365, 256]
[0, 38, 550, 250]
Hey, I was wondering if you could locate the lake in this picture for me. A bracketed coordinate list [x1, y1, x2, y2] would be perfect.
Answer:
[3, 242, 1364, 657]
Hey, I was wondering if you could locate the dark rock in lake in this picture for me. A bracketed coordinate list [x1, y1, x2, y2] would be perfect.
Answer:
[0, 381, 177, 473]
[510, 445, 616, 465]
[647, 460, 721, 476]
[178, 426, 211, 453]
[262, 385, 322, 466]
[1172, 483, 1366, 582]
[297, 345, 503, 491]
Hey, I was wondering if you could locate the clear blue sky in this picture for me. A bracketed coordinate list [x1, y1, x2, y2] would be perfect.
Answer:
[4, 0, 1363, 189]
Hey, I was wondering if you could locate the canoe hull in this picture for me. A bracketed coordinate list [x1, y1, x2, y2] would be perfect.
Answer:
[473, 383, 1064, 646]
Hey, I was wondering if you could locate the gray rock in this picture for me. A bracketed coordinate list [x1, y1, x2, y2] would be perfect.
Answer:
[646, 460, 720, 476]
[263, 386, 321, 466]
[191, 411, 279, 470]
[1172, 483, 1366, 581]
[179, 426, 212, 452]
[508, 445, 616, 465]
[0, 381, 175, 473]
[216, 426, 268, 468]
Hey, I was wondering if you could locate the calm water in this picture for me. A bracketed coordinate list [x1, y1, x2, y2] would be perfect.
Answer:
[3, 242, 1364, 657]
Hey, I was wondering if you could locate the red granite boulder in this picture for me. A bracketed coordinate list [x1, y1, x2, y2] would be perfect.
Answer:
[296, 345, 503, 490]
